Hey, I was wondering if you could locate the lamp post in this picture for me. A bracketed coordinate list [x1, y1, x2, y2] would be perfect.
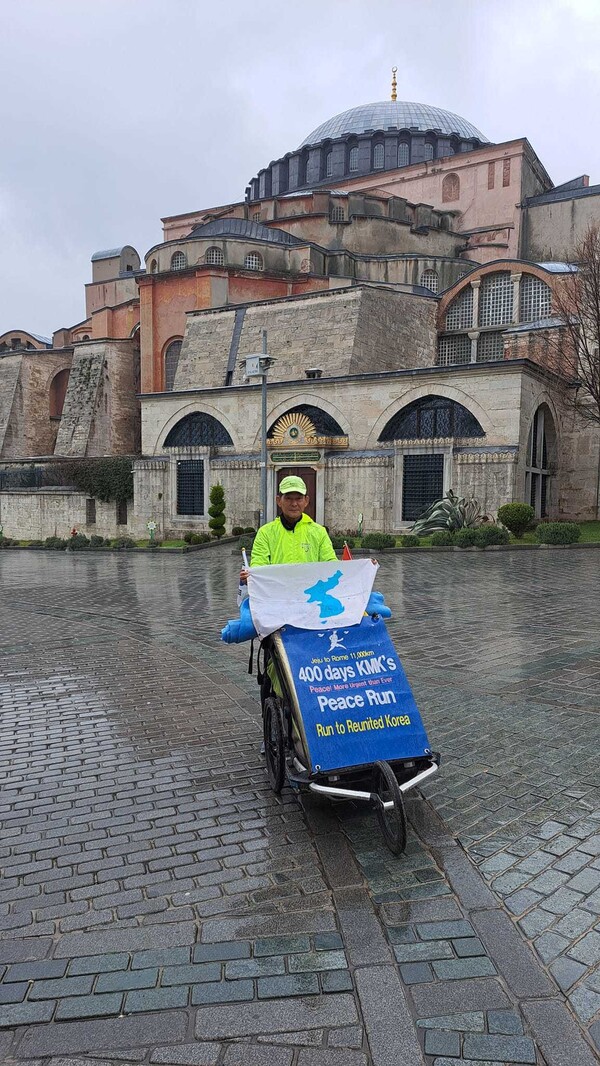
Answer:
[242, 331, 276, 527]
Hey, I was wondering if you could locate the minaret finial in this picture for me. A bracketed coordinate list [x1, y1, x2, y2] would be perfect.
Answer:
[391, 66, 397, 102]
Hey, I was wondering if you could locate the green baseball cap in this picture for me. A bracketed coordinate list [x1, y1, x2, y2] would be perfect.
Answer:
[278, 475, 307, 495]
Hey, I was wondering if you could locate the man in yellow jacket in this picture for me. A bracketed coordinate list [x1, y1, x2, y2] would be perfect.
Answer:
[239, 476, 336, 586]
[250, 474, 337, 567]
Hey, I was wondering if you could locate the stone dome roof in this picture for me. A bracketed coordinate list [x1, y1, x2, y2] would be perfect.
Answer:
[300, 101, 487, 147]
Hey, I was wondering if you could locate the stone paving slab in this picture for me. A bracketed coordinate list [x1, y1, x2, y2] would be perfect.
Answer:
[1, 549, 600, 1065]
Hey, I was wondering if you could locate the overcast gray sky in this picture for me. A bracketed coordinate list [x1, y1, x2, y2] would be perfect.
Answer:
[2, 0, 599, 338]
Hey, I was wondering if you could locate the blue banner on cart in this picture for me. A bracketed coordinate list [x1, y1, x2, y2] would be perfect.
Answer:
[279, 615, 431, 773]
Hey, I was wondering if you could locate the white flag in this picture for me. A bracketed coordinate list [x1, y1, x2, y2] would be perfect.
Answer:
[247, 560, 378, 638]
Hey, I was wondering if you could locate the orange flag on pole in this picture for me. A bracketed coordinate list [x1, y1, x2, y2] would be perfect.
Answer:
[342, 541, 353, 560]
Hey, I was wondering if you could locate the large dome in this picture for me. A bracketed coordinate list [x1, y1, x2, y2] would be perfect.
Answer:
[300, 100, 487, 147]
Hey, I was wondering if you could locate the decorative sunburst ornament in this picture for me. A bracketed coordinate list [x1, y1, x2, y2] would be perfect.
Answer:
[270, 413, 316, 447]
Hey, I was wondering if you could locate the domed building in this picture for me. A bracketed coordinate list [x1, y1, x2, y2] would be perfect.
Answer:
[2, 78, 600, 541]
[247, 97, 489, 200]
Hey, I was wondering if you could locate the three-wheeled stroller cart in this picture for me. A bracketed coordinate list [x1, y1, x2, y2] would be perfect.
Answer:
[257, 613, 440, 856]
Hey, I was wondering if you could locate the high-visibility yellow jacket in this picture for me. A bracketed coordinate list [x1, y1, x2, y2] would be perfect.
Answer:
[250, 514, 337, 567]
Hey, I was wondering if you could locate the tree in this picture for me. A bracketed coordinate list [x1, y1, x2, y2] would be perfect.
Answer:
[549, 224, 600, 427]
[208, 483, 226, 538]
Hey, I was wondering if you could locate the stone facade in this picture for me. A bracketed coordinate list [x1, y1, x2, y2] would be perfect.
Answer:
[0, 489, 132, 541]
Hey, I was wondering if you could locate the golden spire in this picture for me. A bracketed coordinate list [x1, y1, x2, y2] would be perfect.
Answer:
[391, 66, 398, 102]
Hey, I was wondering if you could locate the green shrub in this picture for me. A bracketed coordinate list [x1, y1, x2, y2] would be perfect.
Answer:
[208, 483, 226, 539]
[243, 527, 256, 534]
[68, 533, 90, 550]
[497, 502, 535, 538]
[361, 532, 396, 549]
[400, 534, 420, 547]
[183, 531, 194, 543]
[0, 535, 15, 547]
[535, 522, 581, 545]
[239, 534, 255, 551]
[231, 526, 245, 536]
[113, 536, 136, 550]
[44, 536, 67, 550]
[454, 527, 479, 548]
[90, 534, 106, 547]
[474, 524, 510, 547]
[430, 530, 454, 546]
[190, 532, 211, 544]
[59, 456, 133, 502]
[330, 535, 345, 549]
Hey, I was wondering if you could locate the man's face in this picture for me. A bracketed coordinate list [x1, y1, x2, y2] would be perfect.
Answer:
[277, 491, 308, 522]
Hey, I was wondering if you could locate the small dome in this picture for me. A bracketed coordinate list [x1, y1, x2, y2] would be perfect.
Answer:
[301, 100, 487, 147]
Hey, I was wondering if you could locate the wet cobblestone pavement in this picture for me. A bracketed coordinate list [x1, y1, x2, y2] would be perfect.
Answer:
[0, 546, 598, 1066]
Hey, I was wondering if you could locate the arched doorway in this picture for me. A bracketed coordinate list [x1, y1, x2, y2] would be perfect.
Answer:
[525, 404, 557, 518]
[268, 405, 348, 524]
[276, 467, 317, 520]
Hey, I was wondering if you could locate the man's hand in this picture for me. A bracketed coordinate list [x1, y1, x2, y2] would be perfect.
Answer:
[239, 568, 250, 585]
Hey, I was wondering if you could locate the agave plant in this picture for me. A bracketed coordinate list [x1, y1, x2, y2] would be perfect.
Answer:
[411, 489, 487, 535]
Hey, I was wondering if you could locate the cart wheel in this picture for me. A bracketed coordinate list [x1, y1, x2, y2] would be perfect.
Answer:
[375, 761, 407, 855]
[263, 697, 285, 793]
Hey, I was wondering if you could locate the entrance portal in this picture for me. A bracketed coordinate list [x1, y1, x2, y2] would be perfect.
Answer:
[276, 467, 316, 520]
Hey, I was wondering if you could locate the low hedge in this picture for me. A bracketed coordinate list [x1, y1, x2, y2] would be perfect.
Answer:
[474, 524, 510, 547]
[535, 522, 581, 545]
[454, 528, 479, 548]
[497, 502, 535, 538]
[399, 534, 420, 547]
[430, 530, 454, 546]
[361, 532, 396, 549]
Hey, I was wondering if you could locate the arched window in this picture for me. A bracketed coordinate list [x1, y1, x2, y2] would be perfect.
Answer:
[420, 269, 439, 293]
[171, 251, 187, 271]
[520, 274, 551, 322]
[164, 340, 182, 392]
[525, 405, 556, 517]
[398, 142, 410, 167]
[445, 286, 474, 330]
[244, 252, 262, 270]
[164, 412, 233, 447]
[325, 150, 333, 178]
[378, 396, 485, 442]
[49, 368, 70, 419]
[424, 142, 434, 161]
[205, 247, 224, 266]
[330, 204, 345, 222]
[150, 259, 158, 273]
[81, 334, 90, 341]
[348, 145, 359, 172]
[373, 142, 385, 169]
[442, 173, 460, 203]
[479, 271, 513, 326]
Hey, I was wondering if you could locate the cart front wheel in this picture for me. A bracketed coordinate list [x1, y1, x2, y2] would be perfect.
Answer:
[375, 760, 407, 855]
[263, 697, 285, 793]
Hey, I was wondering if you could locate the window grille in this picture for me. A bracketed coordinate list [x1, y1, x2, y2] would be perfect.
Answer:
[479, 272, 513, 326]
[325, 151, 333, 178]
[330, 205, 345, 222]
[445, 286, 473, 330]
[244, 252, 262, 270]
[437, 334, 471, 366]
[164, 412, 233, 447]
[420, 269, 439, 293]
[402, 454, 444, 521]
[253, 212, 261, 222]
[171, 251, 187, 271]
[378, 396, 484, 441]
[86, 498, 96, 525]
[348, 146, 359, 172]
[177, 459, 205, 516]
[373, 143, 384, 169]
[477, 331, 504, 361]
[164, 340, 182, 391]
[520, 274, 551, 322]
[205, 247, 224, 266]
[398, 143, 409, 166]
[424, 142, 434, 161]
[116, 500, 128, 526]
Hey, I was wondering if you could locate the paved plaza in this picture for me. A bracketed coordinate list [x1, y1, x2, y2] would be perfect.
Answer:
[0, 545, 599, 1066]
